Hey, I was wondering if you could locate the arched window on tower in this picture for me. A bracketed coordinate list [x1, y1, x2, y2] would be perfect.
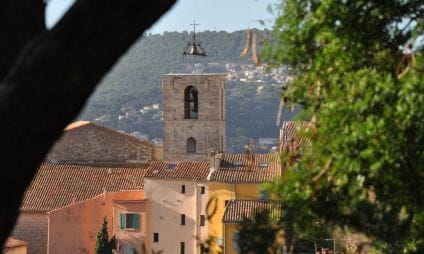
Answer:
[187, 137, 196, 154]
[184, 86, 198, 119]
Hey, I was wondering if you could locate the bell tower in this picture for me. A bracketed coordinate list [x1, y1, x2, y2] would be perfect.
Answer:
[162, 73, 226, 161]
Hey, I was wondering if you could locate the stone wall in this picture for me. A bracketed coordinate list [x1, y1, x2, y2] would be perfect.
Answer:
[11, 212, 48, 254]
[46, 122, 161, 163]
[162, 74, 226, 161]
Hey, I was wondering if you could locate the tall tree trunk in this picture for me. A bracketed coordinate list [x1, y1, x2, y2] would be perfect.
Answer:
[0, 0, 176, 246]
[0, 0, 46, 78]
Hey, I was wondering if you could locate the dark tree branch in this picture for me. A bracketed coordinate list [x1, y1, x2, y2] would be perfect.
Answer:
[0, 0, 176, 246]
[0, 0, 46, 78]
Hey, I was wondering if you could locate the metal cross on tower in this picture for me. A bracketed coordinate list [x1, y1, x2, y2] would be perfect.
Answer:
[190, 20, 199, 40]
[183, 19, 207, 57]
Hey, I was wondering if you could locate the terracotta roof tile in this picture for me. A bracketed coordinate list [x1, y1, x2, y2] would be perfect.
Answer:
[21, 163, 148, 212]
[209, 153, 282, 182]
[222, 200, 283, 224]
[63, 121, 156, 147]
[279, 121, 312, 151]
[4, 237, 27, 248]
[145, 161, 210, 181]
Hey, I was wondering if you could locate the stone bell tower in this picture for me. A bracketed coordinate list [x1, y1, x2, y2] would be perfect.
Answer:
[162, 74, 226, 161]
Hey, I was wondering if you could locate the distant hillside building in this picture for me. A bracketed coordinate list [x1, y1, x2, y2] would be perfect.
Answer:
[46, 121, 163, 163]
[162, 74, 226, 161]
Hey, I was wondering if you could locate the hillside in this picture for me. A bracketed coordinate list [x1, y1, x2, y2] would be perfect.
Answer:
[79, 30, 296, 152]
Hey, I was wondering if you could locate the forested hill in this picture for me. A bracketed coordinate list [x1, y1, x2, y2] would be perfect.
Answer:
[79, 30, 296, 152]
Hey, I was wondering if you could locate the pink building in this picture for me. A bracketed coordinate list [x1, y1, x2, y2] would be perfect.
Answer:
[12, 163, 148, 253]
[47, 191, 147, 254]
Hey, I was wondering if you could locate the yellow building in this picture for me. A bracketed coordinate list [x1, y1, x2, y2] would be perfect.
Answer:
[206, 153, 282, 251]
[222, 200, 284, 254]
[142, 153, 282, 254]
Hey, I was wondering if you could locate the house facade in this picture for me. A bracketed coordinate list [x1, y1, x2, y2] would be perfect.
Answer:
[206, 153, 282, 252]
[12, 163, 148, 254]
[144, 161, 211, 254]
[47, 191, 146, 254]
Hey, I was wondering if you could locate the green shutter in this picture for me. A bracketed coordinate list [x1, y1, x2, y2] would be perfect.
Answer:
[120, 213, 126, 229]
[133, 214, 140, 229]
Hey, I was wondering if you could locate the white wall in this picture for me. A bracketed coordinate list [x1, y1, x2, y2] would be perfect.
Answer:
[145, 178, 209, 254]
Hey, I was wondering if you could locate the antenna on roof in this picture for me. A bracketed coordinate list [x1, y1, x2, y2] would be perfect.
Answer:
[244, 142, 253, 155]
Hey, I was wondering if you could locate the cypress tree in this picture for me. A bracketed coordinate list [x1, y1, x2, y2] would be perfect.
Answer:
[94, 217, 111, 254]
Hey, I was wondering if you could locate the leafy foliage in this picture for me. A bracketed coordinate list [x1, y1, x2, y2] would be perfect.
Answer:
[262, 0, 424, 253]
[237, 210, 284, 254]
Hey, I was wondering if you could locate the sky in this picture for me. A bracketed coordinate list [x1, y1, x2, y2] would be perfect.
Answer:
[45, 0, 278, 33]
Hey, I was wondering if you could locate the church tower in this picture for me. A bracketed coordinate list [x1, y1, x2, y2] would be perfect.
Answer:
[162, 74, 226, 161]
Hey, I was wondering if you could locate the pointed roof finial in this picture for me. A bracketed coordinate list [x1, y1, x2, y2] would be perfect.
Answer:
[183, 19, 207, 57]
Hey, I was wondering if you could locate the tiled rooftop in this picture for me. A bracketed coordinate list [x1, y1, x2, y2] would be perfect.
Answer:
[63, 121, 155, 146]
[209, 153, 282, 183]
[145, 161, 211, 181]
[21, 163, 148, 212]
[279, 121, 312, 151]
[4, 237, 27, 248]
[222, 200, 283, 224]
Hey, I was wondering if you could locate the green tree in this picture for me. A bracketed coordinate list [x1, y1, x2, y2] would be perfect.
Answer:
[95, 217, 112, 254]
[237, 209, 284, 254]
[260, 0, 424, 253]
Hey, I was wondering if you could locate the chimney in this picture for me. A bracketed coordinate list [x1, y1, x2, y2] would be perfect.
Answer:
[209, 150, 216, 168]
[206, 151, 222, 181]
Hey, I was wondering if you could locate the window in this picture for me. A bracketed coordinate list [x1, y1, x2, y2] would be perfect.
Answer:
[180, 242, 185, 254]
[153, 233, 159, 242]
[123, 245, 137, 254]
[232, 161, 242, 167]
[187, 137, 196, 154]
[166, 162, 177, 170]
[200, 215, 205, 226]
[120, 213, 140, 230]
[181, 185, 186, 193]
[200, 243, 206, 253]
[259, 162, 268, 168]
[181, 214, 186, 225]
[233, 232, 240, 251]
[260, 190, 269, 200]
[184, 86, 198, 119]
[200, 186, 205, 194]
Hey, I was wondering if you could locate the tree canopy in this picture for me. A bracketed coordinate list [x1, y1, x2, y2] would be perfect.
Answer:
[262, 0, 424, 253]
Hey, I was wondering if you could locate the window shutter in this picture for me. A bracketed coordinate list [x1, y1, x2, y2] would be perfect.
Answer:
[133, 214, 140, 229]
[120, 213, 126, 229]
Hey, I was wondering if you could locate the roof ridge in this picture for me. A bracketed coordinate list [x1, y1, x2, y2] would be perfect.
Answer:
[64, 121, 157, 146]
